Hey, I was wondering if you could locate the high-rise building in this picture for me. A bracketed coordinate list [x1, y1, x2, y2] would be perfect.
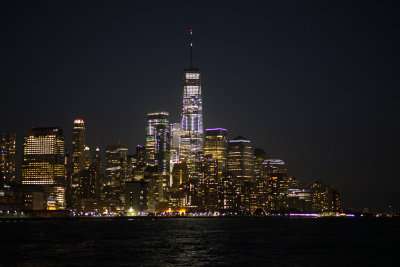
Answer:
[227, 136, 254, 181]
[263, 158, 289, 211]
[22, 127, 66, 210]
[104, 144, 128, 202]
[311, 181, 341, 213]
[71, 119, 86, 179]
[179, 30, 204, 179]
[171, 162, 189, 191]
[169, 123, 181, 186]
[144, 165, 163, 213]
[145, 112, 170, 189]
[90, 147, 104, 199]
[0, 133, 16, 185]
[218, 172, 240, 213]
[199, 155, 219, 212]
[124, 180, 148, 215]
[204, 128, 228, 178]
[252, 148, 267, 211]
[131, 145, 146, 180]
[227, 136, 254, 214]
[82, 146, 102, 200]
[170, 123, 181, 165]
[70, 119, 87, 206]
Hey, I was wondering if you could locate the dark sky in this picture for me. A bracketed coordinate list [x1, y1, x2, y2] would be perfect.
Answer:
[1, 1, 399, 210]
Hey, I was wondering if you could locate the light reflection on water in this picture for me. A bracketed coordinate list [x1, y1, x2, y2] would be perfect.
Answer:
[1, 217, 399, 266]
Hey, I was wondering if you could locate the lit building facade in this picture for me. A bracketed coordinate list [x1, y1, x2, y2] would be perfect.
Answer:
[199, 155, 219, 212]
[0, 133, 16, 185]
[22, 127, 66, 210]
[124, 180, 148, 215]
[145, 112, 171, 188]
[311, 181, 341, 213]
[204, 128, 228, 178]
[226, 136, 254, 214]
[179, 30, 204, 179]
[171, 162, 189, 191]
[227, 136, 254, 181]
[132, 145, 146, 180]
[263, 158, 289, 211]
[83, 146, 102, 200]
[144, 165, 163, 213]
[70, 119, 88, 206]
[104, 144, 128, 202]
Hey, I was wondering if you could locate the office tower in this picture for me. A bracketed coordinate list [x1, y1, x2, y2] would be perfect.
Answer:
[227, 136, 254, 181]
[199, 155, 219, 212]
[144, 165, 163, 213]
[179, 30, 204, 179]
[0, 133, 16, 185]
[91, 147, 103, 199]
[311, 181, 341, 213]
[124, 180, 148, 215]
[126, 154, 135, 181]
[251, 148, 267, 211]
[82, 147, 102, 200]
[204, 128, 228, 178]
[70, 119, 87, 206]
[71, 119, 86, 178]
[170, 123, 181, 168]
[171, 162, 189, 191]
[287, 180, 312, 213]
[263, 158, 289, 211]
[105, 144, 128, 201]
[83, 146, 91, 170]
[227, 136, 254, 214]
[145, 112, 170, 189]
[132, 145, 146, 180]
[218, 172, 240, 213]
[22, 127, 66, 210]
[79, 145, 92, 200]
[253, 148, 266, 179]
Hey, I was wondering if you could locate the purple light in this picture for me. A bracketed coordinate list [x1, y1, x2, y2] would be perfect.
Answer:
[289, 213, 319, 217]
[206, 128, 227, 131]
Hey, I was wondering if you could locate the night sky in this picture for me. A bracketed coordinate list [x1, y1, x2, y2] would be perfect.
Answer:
[1, 1, 399, 210]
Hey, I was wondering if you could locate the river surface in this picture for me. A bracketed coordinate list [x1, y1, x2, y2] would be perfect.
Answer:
[1, 217, 399, 266]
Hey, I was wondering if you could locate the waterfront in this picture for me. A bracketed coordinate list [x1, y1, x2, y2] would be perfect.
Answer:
[1, 217, 399, 266]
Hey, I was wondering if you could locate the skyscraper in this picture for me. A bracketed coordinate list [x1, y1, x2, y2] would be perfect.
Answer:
[227, 136, 254, 213]
[227, 136, 254, 181]
[146, 112, 170, 189]
[70, 118, 87, 206]
[0, 133, 16, 185]
[170, 123, 181, 161]
[263, 158, 289, 211]
[179, 29, 204, 179]
[82, 146, 102, 200]
[22, 127, 66, 210]
[204, 128, 228, 178]
[104, 144, 128, 202]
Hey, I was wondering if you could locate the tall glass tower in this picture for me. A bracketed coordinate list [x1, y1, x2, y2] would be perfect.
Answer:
[70, 118, 87, 208]
[22, 127, 66, 210]
[146, 112, 170, 189]
[179, 30, 204, 178]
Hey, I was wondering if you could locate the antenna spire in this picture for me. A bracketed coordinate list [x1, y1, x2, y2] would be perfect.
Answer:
[190, 29, 193, 68]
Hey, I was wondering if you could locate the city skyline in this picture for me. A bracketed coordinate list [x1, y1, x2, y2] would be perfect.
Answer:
[1, 1, 399, 210]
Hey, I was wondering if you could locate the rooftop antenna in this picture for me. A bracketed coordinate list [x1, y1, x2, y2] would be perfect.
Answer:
[190, 29, 193, 69]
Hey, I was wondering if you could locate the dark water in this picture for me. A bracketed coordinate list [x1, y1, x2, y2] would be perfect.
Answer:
[1, 217, 399, 266]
